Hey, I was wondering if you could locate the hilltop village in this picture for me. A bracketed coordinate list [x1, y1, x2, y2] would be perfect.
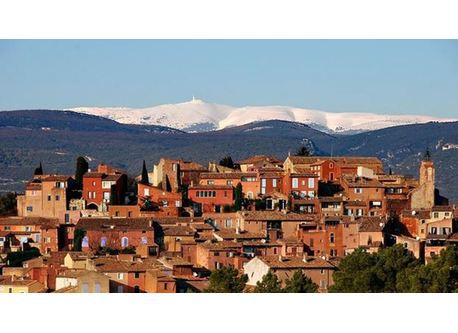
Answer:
[0, 151, 456, 293]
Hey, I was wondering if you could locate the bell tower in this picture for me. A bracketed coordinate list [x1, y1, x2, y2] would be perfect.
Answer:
[411, 149, 435, 210]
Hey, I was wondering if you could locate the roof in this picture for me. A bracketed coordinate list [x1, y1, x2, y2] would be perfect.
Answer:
[158, 256, 193, 268]
[0, 217, 59, 228]
[287, 156, 382, 166]
[343, 176, 384, 188]
[198, 240, 243, 250]
[214, 229, 266, 240]
[319, 196, 343, 203]
[432, 206, 453, 212]
[238, 155, 281, 165]
[152, 217, 205, 225]
[257, 255, 336, 270]
[94, 257, 162, 273]
[239, 211, 315, 222]
[162, 226, 196, 236]
[42, 175, 73, 182]
[76, 217, 154, 231]
[358, 216, 386, 232]
[345, 200, 367, 207]
[402, 210, 431, 220]
[199, 172, 257, 180]
[189, 184, 234, 190]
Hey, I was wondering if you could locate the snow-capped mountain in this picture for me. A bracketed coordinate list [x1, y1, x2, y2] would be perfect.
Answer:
[70, 98, 457, 133]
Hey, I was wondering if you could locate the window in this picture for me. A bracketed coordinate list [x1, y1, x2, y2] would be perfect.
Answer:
[92, 181, 96, 186]
[308, 191, 315, 198]
[82, 236, 89, 248]
[430, 227, 437, 234]
[81, 283, 89, 293]
[134, 285, 140, 293]
[214, 251, 220, 256]
[164, 283, 168, 290]
[121, 237, 129, 248]
[95, 283, 101, 293]
[100, 237, 107, 247]
[55, 195, 60, 201]
[141, 236, 148, 245]
[224, 191, 227, 197]
[47, 195, 52, 201]
[330, 233, 335, 243]
[292, 178, 299, 189]
[225, 219, 232, 228]
[144, 188, 150, 196]
[330, 249, 337, 256]
[117, 273, 124, 280]
[56, 181, 65, 188]
[320, 269, 325, 275]
[354, 188, 363, 194]
[25, 226, 31, 232]
[103, 192, 110, 201]
[175, 200, 182, 207]
[134, 272, 140, 279]
[433, 212, 439, 218]
[127, 211, 132, 217]
[4, 226, 11, 231]
[207, 180, 215, 185]
[329, 162, 334, 169]
[308, 178, 315, 188]
[26, 206, 33, 212]
[117, 285, 124, 293]
[65, 213, 70, 223]
[226, 180, 233, 185]
[272, 178, 277, 187]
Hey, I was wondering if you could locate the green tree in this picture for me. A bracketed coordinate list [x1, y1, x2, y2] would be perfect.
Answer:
[75, 156, 89, 189]
[73, 228, 86, 251]
[397, 245, 458, 292]
[254, 270, 283, 293]
[204, 266, 248, 293]
[295, 145, 311, 156]
[284, 270, 318, 293]
[330, 248, 378, 292]
[140, 160, 149, 185]
[234, 183, 243, 211]
[110, 185, 118, 205]
[219, 156, 234, 169]
[6, 248, 41, 267]
[373, 244, 419, 292]
[34, 162, 43, 175]
[0, 192, 17, 216]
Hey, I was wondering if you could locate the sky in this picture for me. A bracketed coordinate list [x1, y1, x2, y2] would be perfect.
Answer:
[0, 40, 457, 117]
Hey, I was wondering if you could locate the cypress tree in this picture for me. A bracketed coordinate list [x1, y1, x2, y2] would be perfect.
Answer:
[33, 162, 43, 175]
[234, 183, 243, 211]
[141, 160, 149, 185]
[75, 156, 89, 189]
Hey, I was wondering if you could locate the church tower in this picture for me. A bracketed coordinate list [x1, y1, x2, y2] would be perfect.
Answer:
[411, 149, 435, 210]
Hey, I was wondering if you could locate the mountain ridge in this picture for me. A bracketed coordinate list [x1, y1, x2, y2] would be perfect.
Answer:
[64, 98, 457, 134]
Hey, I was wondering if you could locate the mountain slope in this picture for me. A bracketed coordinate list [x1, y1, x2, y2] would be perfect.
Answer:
[0, 110, 457, 202]
[68, 98, 458, 134]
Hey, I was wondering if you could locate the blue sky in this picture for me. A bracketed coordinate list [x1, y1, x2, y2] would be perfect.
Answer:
[0, 40, 457, 117]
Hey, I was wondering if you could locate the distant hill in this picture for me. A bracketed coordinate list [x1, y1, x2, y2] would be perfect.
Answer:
[0, 110, 457, 202]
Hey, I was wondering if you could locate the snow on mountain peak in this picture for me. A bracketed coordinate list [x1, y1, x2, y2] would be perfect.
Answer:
[68, 100, 457, 133]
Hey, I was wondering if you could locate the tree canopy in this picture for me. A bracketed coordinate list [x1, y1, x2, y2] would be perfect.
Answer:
[284, 270, 319, 293]
[204, 266, 248, 293]
[219, 156, 234, 169]
[331, 245, 423, 292]
[254, 270, 283, 293]
[295, 145, 311, 156]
